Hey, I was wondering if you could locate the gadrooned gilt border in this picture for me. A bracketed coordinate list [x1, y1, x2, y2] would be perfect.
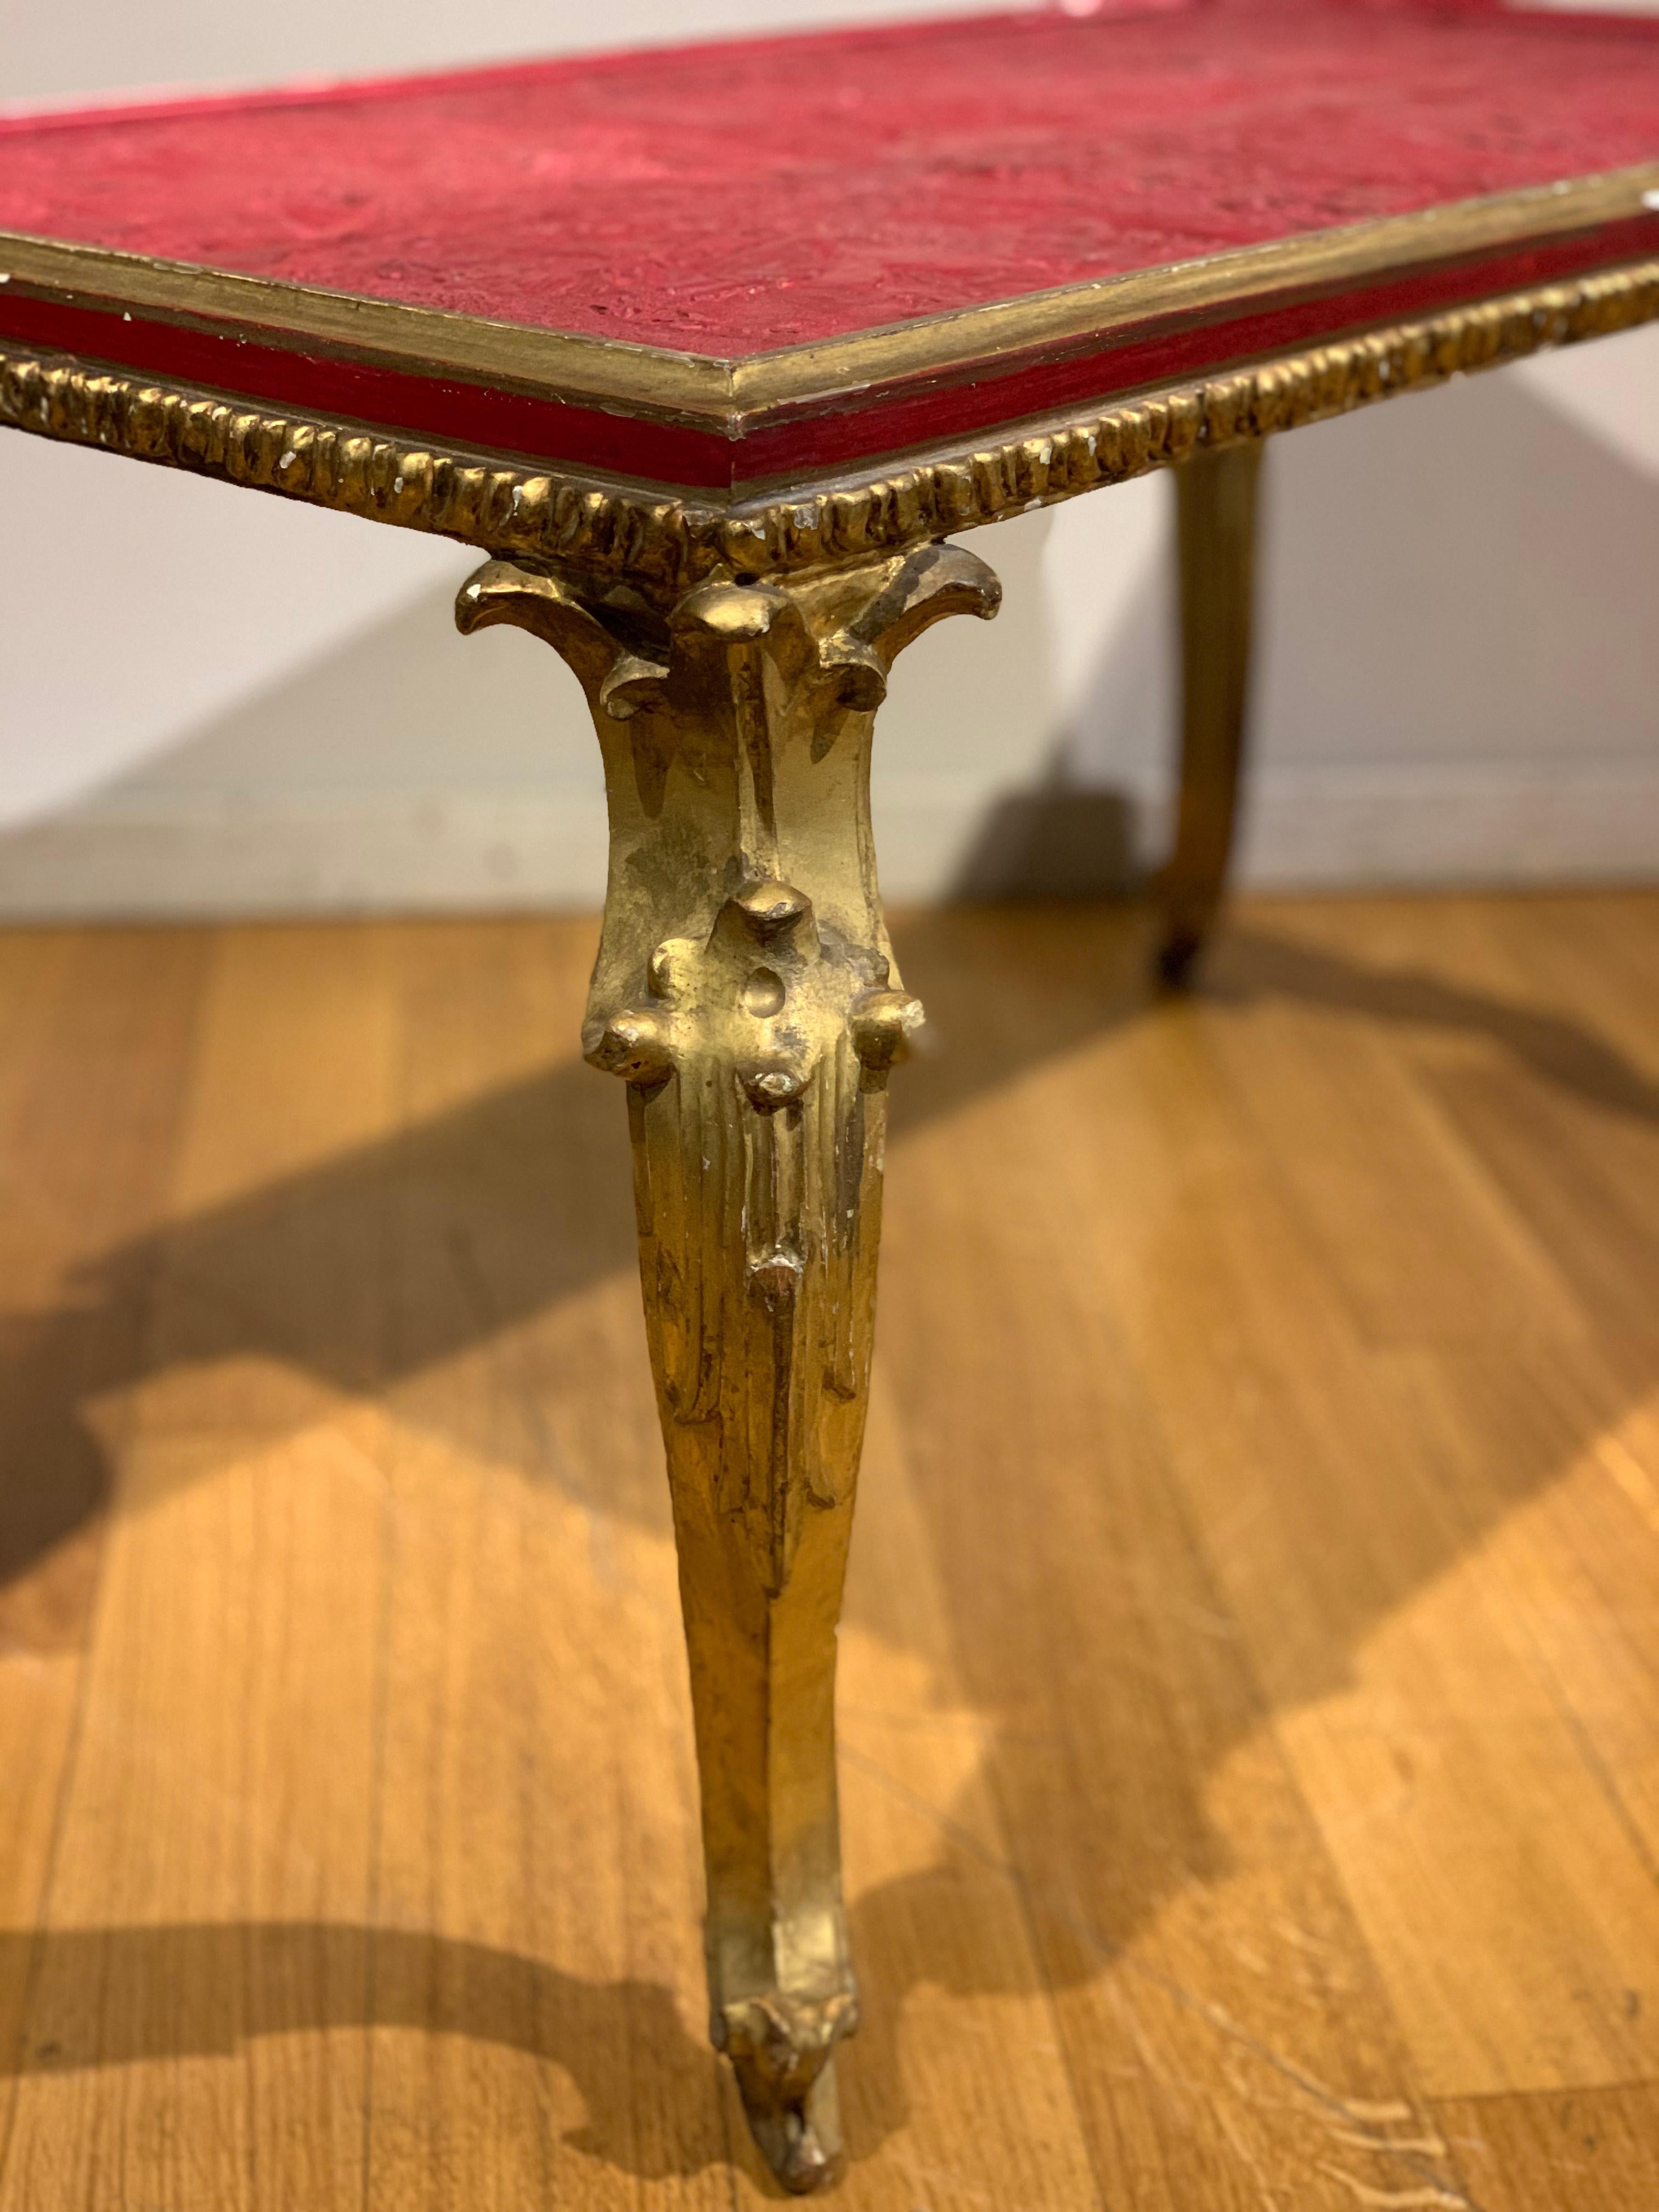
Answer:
[4, 260, 1657, 589]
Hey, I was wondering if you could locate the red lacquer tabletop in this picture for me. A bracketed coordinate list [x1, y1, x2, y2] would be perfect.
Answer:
[2, 0, 1658, 490]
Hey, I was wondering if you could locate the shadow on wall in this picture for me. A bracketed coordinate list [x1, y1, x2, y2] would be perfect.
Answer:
[0, 505, 1069, 913]
[1035, 355, 1659, 890]
[949, 780, 1139, 899]
[0, 583, 612, 917]
[1254, 348, 1659, 781]
[2, 354, 1658, 913]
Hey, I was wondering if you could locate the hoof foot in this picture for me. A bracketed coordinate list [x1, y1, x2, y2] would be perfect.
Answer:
[743, 2059, 845, 2195]
[1155, 925, 1203, 989]
[719, 1989, 856, 2194]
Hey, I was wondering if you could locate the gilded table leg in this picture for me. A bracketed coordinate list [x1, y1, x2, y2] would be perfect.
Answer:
[1157, 439, 1263, 985]
[457, 543, 1000, 2191]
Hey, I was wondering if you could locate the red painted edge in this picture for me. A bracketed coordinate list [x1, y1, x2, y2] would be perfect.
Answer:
[2, 213, 1655, 494]
[0, 291, 736, 486]
[731, 215, 1659, 482]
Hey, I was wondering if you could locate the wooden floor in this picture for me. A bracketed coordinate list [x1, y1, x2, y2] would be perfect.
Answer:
[0, 893, 1655, 2210]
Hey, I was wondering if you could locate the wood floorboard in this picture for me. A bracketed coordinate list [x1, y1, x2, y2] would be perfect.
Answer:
[1434, 2081, 1659, 2209]
[0, 929, 211, 2182]
[883, 913, 1463, 2210]
[1193, 918, 1589, 1349]
[1060, 923, 1658, 2104]
[0, 895, 1651, 2210]
[0, 925, 401, 2212]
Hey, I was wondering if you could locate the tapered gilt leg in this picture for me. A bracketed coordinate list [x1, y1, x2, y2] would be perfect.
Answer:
[1158, 439, 1263, 985]
[457, 543, 1000, 2191]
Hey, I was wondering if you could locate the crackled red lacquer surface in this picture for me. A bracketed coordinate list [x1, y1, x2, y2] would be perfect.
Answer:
[3, 0, 1659, 354]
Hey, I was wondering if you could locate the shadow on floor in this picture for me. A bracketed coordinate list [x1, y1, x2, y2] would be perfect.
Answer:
[1210, 923, 1659, 1125]
[4, 902, 1656, 1627]
[0, 901, 1655, 2197]
[0, 1825, 1132, 2187]
[0, 1921, 730, 2182]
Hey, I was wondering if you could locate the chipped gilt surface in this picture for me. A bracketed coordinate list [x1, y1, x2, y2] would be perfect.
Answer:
[455, 541, 1000, 2190]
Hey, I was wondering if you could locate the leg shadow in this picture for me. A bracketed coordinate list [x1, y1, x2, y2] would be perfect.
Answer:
[0, 1922, 729, 2186]
[1210, 921, 1659, 1126]
[3, 906, 1656, 1627]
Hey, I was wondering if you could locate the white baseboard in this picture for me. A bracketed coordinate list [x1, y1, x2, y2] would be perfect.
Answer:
[1232, 759, 1659, 889]
[0, 759, 1654, 919]
[0, 786, 613, 919]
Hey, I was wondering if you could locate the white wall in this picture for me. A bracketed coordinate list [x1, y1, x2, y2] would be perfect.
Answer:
[2, 0, 1656, 914]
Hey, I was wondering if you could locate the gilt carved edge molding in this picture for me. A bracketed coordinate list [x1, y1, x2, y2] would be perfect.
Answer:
[3, 260, 1657, 589]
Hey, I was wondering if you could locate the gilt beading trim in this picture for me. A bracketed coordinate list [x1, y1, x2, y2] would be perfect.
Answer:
[4, 259, 1658, 590]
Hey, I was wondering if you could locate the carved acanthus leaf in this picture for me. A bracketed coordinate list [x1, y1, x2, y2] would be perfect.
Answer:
[457, 544, 994, 1595]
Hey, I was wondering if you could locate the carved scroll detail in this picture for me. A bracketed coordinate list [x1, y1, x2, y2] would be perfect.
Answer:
[458, 541, 998, 2191]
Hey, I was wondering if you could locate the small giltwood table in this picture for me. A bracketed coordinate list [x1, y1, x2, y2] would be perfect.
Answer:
[3, 1, 1657, 2189]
